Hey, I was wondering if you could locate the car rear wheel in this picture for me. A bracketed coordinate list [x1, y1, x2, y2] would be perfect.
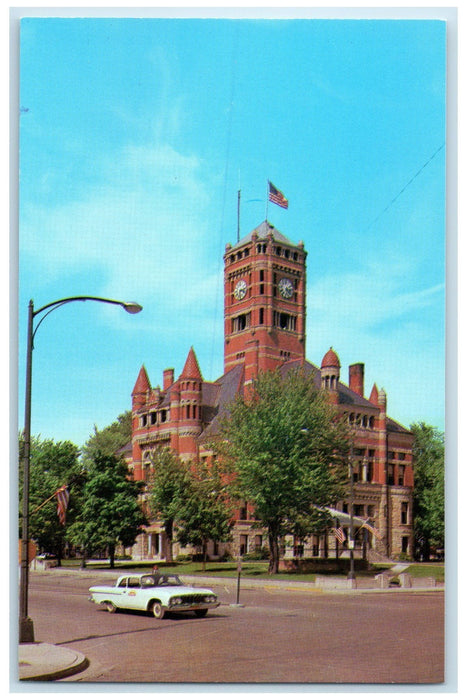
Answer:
[151, 601, 165, 619]
[105, 602, 117, 613]
[194, 609, 208, 618]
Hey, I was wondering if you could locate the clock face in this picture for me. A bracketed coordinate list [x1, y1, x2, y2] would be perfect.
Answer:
[278, 277, 294, 299]
[234, 279, 247, 300]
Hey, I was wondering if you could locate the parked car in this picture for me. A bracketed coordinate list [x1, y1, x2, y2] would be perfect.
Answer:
[88, 572, 220, 619]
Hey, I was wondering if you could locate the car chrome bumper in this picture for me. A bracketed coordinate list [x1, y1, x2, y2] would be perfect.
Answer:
[168, 602, 220, 612]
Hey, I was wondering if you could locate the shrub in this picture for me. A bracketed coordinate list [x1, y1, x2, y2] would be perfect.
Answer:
[243, 547, 270, 561]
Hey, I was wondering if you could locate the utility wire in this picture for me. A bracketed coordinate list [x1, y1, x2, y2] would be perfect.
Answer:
[364, 142, 445, 233]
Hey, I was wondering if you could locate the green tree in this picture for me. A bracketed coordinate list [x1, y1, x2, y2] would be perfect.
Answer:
[219, 368, 350, 573]
[148, 448, 192, 562]
[81, 411, 132, 462]
[410, 422, 445, 561]
[18, 434, 83, 564]
[175, 460, 233, 570]
[68, 453, 147, 568]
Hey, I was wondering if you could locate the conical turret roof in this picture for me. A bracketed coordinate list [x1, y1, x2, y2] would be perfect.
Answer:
[321, 347, 341, 369]
[132, 365, 151, 395]
[180, 347, 202, 380]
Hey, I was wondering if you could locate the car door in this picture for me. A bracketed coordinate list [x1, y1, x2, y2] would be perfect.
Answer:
[124, 576, 143, 609]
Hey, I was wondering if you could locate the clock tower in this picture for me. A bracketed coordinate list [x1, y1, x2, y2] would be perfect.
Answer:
[224, 220, 307, 385]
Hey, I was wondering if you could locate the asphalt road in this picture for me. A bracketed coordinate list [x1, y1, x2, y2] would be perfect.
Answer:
[27, 570, 444, 685]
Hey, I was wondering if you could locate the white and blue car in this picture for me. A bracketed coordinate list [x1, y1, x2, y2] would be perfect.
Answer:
[89, 572, 219, 619]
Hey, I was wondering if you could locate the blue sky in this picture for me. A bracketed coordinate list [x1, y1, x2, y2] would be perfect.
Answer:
[17, 14, 447, 448]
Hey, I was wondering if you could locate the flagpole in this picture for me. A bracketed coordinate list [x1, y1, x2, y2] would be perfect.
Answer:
[30, 492, 58, 515]
[265, 180, 269, 222]
[237, 189, 241, 243]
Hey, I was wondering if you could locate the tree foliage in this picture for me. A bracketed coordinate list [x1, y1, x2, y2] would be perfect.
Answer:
[67, 453, 147, 567]
[18, 434, 83, 562]
[410, 421, 445, 560]
[148, 448, 193, 562]
[175, 460, 233, 570]
[219, 368, 350, 572]
[80, 411, 132, 463]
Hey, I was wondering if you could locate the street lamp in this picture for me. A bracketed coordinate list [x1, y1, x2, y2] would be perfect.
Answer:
[347, 445, 356, 581]
[19, 296, 142, 644]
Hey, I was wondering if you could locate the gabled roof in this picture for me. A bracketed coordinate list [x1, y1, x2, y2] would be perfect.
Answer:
[198, 364, 245, 440]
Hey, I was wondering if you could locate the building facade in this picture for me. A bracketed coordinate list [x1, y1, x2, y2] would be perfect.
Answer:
[128, 221, 414, 562]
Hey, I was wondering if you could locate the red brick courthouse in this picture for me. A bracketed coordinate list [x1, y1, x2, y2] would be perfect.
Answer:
[128, 221, 413, 563]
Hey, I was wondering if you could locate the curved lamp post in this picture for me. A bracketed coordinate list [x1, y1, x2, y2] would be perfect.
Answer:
[19, 296, 142, 643]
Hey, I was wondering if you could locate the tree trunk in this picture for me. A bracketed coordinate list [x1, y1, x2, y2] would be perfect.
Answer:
[268, 530, 280, 574]
[109, 543, 115, 569]
[56, 538, 63, 567]
[202, 541, 208, 571]
[165, 520, 174, 563]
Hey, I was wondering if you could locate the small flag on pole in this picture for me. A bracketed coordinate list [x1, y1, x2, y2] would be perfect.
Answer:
[333, 526, 345, 544]
[268, 181, 289, 209]
[55, 485, 69, 526]
[361, 521, 382, 540]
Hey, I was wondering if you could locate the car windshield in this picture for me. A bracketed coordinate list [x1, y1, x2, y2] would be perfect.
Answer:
[140, 574, 183, 588]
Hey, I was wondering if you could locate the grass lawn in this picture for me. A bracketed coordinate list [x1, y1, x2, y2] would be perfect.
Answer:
[60, 558, 444, 583]
[405, 563, 445, 582]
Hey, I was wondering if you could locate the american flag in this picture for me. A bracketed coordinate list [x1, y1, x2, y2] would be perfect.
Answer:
[268, 181, 289, 209]
[362, 521, 382, 540]
[333, 526, 345, 544]
[55, 485, 70, 526]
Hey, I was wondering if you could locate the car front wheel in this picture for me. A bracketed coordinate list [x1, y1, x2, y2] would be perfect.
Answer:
[151, 601, 165, 619]
[105, 602, 117, 613]
[194, 609, 208, 618]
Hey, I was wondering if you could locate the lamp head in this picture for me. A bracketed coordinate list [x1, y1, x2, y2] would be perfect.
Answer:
[122, 302, 143, 314]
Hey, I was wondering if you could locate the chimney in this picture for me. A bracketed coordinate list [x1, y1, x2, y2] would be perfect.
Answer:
[349, 363, 364, 397]
[163, 368, 174, 391]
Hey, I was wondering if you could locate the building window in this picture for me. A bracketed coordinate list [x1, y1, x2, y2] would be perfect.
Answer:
[239, 535, 248, 556]
[273, 311, 296, 331]
[401, 536, 409, 554]
[401, 501, 409, 525]
[232, 312, 251, 332]
[254, 535, 262, 550]
[398, 465, 405, 486]
[259, 308, 264, 324]
[387, 463, 395, 485]
[293, 537, 304, 557]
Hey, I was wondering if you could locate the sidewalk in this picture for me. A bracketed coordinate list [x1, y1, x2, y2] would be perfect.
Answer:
[18, 643, 89, 681]
[17, 564, 444, 682]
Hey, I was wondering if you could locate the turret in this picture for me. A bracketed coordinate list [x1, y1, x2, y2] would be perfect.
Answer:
[132, 366, 150, 410]
[321, 348, 340, 404]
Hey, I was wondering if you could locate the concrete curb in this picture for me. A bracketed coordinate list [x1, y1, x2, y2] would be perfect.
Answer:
[18, 643, 89, 682]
